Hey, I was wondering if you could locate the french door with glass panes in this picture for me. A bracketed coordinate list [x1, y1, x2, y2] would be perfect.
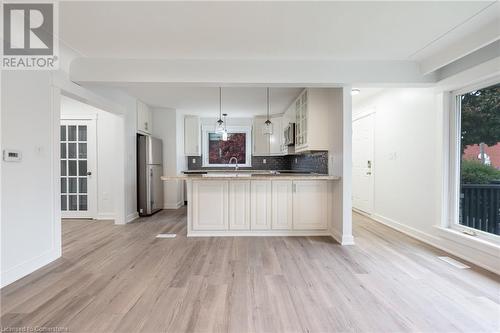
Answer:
[60, 120, 97, 218]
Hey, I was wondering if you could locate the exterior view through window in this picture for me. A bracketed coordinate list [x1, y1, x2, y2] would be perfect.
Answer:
[458, 83, 500, 236]
[208, 132, 247, 165]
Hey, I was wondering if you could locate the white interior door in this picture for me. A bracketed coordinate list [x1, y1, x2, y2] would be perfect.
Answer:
[60, 120, 97, 218]
[352, 113, 374, 214]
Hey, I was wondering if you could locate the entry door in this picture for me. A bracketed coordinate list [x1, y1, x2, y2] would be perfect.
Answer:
[60, 120, 97, 218]
[352, 113, 374, 214]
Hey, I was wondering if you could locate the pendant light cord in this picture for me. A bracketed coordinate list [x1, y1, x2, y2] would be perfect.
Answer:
[219, 87, 222, 121]
[267, 87, 270, 121]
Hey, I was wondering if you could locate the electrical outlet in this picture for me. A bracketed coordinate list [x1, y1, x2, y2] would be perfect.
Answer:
[263, 158, 267, 164]
[192, 158, 196, 164]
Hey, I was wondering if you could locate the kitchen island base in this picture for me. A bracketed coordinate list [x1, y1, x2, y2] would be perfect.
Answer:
[185, 178, 339, 238]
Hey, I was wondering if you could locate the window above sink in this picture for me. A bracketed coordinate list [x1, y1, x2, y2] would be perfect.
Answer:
[202, 125, 252, 168]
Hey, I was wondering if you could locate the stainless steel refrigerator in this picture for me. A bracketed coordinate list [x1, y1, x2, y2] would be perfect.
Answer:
[137, 135, 164, 216]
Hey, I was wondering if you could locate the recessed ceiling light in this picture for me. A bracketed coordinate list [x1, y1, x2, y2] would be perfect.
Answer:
[351, 88, 360, 96]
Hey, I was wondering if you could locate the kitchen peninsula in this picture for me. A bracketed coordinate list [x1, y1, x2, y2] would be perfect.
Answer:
[159, 87, 353, 244]
[162, 172, 340, 237]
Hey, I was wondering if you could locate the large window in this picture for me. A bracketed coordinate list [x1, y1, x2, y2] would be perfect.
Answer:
[453, 82, 500, 240]
[202, 126, 252, 167]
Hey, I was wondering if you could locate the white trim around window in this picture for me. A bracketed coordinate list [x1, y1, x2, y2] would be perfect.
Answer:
[201, 125, 252, 167]
[445, 77, 500, 245]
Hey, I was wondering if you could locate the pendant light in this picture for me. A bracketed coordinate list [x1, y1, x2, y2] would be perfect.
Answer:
[215, 87, 225, 134]
[222, 113, 228, 141]
[263, 87, 273, 135]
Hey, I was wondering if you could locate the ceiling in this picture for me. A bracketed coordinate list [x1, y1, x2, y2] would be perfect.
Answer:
[116, 86, 303, 116]
[59, 1, 499, 114]
[60, 1, 493, 61]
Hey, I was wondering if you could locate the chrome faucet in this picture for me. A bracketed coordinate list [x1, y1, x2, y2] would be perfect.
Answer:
[229, 157, 239, 171]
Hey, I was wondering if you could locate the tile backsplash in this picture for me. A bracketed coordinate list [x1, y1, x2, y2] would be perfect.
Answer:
[187, 151, 328, 174]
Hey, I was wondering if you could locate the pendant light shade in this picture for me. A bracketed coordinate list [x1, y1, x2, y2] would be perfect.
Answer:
[215, 87, 225, 134]
[263, 87, 273, 135]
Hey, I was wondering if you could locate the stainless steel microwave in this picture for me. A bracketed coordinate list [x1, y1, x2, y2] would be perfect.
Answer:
[283, 123, 295, 146]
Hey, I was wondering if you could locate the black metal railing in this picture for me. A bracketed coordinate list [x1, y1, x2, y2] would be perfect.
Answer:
[460, 184, 500, 235]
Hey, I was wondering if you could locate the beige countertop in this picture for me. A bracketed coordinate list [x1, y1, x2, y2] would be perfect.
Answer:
[161, 173, 340, 181]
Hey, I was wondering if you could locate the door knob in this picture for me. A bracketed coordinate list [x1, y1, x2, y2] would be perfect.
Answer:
[86, 171, 92, 176]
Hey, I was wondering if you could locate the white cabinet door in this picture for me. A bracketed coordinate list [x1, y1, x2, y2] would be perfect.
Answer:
[192, 180, 228, 230]
[295, 90, 308, 152]
[293, 180, 328, 230]
[229, 181, 250, 230]
[250, 181, 271, 230]
[253, 116, 270, 156]
[281, 117, 289, 155]
[272, 180, 293, 230]
[269, 116, 283, 156]
[137, 100, 152, 134]
[184, 115, 201, 156]
[147, 108, 153, 133]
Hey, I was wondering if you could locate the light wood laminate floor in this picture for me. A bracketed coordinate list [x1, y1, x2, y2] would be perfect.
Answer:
[1, 208, 499, 332]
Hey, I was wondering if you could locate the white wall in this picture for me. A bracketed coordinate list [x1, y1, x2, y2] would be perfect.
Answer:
[354, 89, 439, 235]
[81, 86, 139, 222]
[1, 71, 61, 287]
[60, 96, 121, 220]
[1, 45, 141, 287]
[327, 88, 353, 245]
[352, 87, 500, 274]
[152, 108, 184, 209]
[176, 111, 187, 203]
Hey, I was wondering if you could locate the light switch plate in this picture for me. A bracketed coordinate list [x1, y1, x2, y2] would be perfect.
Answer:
[3, 149, 22, 162]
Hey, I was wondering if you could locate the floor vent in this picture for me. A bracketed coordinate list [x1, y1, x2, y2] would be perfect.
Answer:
[438, 256, 470, 269]
[156, 234, 176, 239]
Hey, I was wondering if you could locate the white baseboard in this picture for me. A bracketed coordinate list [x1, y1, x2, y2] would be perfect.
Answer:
[370, 213, 441, 244]
[366, 212, 500, 275]
[126, 212, 139, 223]
[164, 201, 184, 209]
[188, 230, 332, 237]
[96, 212, 115, 220]
[1, 248, 60, 288]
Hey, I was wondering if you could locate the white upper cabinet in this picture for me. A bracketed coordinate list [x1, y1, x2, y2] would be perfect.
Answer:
[184, 115, 201, 156]
[294, 89, 330, 153]
[253, 116, 270, 156]
[254, 115, 286, 156]
[269, 116, 283, 156]
[295, 90, 307, 150]
[137, 100, 153, 134]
